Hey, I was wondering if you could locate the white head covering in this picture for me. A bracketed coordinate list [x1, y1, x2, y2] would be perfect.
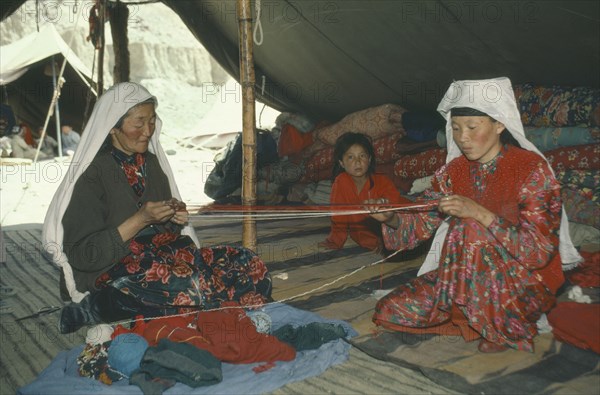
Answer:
[42, 82, 200, 302]
[418, 77, 581, 275]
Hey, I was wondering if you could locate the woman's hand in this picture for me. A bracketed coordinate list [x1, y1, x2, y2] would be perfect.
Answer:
[165, 198, 188, 225]
[170, 209, 189, 225]
[365, 198, 399, 228]
[118, 200, 176, 241]
[438, 194, 497, 227]
[137, 201, 176, 225]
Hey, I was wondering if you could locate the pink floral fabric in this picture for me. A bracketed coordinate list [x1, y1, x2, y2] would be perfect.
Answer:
[393, 148, 447, 179]
[373, 133, 405, 163]
[301, 146, 334, 183]
[314, 104, 406, 146]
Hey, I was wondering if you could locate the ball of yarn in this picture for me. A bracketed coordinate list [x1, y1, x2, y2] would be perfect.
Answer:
[246, 311, 272, 334]
[107, 333, 149, 377]
[85, 324, 114, 345]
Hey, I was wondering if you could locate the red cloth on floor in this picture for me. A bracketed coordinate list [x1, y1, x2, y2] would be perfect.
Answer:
[566, 251, 600, 288]
[112, 315, 150, 339]
[142, 307, 296, 364]
[548, 302, 600, 354]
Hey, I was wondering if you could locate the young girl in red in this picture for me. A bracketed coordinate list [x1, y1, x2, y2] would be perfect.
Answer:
[319, 132, 409, 252]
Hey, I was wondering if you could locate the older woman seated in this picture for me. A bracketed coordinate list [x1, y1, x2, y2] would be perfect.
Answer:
[43, 82, 272, 333]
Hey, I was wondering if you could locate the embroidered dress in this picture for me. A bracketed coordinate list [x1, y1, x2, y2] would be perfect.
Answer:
[373, 146, 563, 351]
[96, 148, 272, 310]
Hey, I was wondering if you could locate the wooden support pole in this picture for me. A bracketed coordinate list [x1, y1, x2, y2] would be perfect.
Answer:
[108, 1, 130, 83]
[97, 0, 106, 94]
[237, 0, 257, 251]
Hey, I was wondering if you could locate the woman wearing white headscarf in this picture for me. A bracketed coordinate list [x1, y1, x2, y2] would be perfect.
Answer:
[43, 82, 272, 333]
[369, 77, 581, 353]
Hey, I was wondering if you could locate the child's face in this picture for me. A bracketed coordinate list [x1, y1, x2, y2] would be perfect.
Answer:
[340, 144, 370, 179]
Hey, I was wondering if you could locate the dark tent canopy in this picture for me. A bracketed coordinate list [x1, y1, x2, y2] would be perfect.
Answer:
[3, 0, 598, 122]
[162, 0, 599, 120]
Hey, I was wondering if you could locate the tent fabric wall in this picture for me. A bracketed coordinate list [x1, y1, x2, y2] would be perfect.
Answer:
[162, 0, 599, 121]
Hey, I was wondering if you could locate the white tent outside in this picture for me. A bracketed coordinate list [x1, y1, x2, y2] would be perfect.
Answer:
[0, 23, 94, 90]
[1, 23, 97, 158]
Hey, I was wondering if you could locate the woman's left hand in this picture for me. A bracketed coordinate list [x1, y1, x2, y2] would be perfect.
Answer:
[438, 194, 496, 227]
[365, 198, 395, 223]
[170, 210, 189, 225]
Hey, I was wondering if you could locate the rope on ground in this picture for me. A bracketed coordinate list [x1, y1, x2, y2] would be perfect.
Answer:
[103, 247, 403, 328]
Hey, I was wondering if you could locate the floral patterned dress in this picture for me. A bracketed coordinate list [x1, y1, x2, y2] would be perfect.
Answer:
[95, 149, 272, 311]
[373, 145, 564, 351]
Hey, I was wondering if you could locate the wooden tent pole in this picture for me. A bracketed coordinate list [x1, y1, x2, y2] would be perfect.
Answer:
[97, 0, 106, 94]
[51, 58, 63, 158]
[108, 1, 130, 83]
[237, 0, 257, 251]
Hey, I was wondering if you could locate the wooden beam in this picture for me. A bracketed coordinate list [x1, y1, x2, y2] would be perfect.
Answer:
[237, 0, 257, 251]
[108, 1, 130, 83]
[96, 0, 106, 95]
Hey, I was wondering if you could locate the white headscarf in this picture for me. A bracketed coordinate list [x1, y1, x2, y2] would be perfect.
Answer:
[42, 82, 200, 302]
[418, 77, 581, 275]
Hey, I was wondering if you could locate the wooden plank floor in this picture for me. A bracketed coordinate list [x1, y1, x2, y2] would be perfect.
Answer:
[0, 220, 456, 395]
[0, 225, 86, 394]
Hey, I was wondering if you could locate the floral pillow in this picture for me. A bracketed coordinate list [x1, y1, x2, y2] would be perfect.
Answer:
[544, 143, 600, 173]
[393, 148, 447, 179]
[300, 147, 334, 183]
[314, 104, 406, 146]
[373, 133, 405, 164]
[555, 169, 600, 202]
[514, 83, 600, 127]
[561, 187, 600, 228]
